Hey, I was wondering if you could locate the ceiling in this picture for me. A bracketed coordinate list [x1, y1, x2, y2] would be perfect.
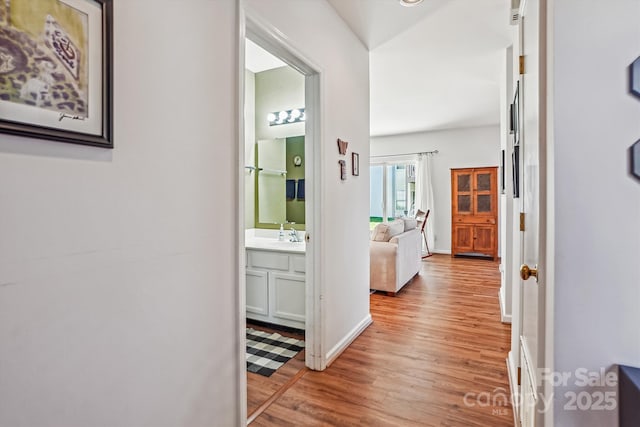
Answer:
[326, 0, 447, 50]
[246, 0, 513, 137]
[245, 39, 286, 73]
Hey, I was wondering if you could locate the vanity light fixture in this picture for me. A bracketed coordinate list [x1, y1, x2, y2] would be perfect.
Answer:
[399, 0, 424, 6]
[268, 108, 305, 126]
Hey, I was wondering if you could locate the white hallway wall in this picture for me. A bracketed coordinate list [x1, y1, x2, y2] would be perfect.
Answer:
[371, 125, 500, 253]
[499, 44, 516, 323]
[0, 1, 240, 426]
[551, 0, 640, 425]
[0, 0, 372, 424]
[244, 0, 371, 361]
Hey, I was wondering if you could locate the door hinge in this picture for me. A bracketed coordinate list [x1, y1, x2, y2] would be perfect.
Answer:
[520, 213, 525, 231]
[517, 367, 522, 385]
[519, 55, 525, 74]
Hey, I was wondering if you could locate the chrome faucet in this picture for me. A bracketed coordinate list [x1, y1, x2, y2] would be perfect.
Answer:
[289, 225, 301, 242]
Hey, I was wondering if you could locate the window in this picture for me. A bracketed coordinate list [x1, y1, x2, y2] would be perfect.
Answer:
[370, 161, 416, 229]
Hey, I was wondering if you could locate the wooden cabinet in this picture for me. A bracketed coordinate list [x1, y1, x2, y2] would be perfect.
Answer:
[451, 167, 498, 259]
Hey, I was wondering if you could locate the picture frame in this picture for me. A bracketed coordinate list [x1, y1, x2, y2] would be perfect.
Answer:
[500, 149, 506, 194]
[0, 0, 113, 148]
[512, 81, 520, 147]
[630, 56, 640, 98]
[509, 104, 514, 134]
[512, 146, 520, 198]
[352, 152, 359, 176]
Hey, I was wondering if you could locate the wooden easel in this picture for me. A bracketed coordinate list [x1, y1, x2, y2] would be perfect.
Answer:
[416, 209, 433, 258]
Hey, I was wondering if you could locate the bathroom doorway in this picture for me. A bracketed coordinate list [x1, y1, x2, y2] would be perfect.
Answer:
[239, 17, 323, 422]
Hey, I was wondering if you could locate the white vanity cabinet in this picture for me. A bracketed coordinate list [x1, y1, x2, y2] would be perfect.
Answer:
[246, 248, 305, 330]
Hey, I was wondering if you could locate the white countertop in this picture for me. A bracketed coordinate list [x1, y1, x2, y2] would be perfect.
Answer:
[245, 229, 306, 253]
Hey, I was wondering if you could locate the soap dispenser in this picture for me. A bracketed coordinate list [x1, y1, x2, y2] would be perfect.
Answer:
[278, 224, 285, 241]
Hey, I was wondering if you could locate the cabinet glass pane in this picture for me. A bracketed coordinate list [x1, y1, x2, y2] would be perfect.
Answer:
[477, 195, 491, 212]
[457, 174, 471, 192]
[458, 195, 471, 212]
[477, 173, 492, 192]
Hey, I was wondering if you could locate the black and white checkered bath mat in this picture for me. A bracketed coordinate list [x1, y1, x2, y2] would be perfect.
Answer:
[246, 328, 305, 377]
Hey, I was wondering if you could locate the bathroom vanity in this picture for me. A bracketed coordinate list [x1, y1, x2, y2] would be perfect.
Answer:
[245, 229, 305, 330]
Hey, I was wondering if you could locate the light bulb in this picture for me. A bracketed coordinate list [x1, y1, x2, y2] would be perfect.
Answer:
[399, 0, 423, 6]
[279, 111, 289, 120]
[267, 112, 277, 122]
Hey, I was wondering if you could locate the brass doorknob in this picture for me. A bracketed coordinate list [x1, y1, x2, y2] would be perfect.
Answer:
[520, 264, 538, 281]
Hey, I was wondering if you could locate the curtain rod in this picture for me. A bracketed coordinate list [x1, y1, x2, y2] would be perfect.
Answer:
[370, 150, 439, 158]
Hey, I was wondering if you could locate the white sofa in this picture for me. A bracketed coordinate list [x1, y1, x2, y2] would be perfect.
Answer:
[370, 218, 422, 294]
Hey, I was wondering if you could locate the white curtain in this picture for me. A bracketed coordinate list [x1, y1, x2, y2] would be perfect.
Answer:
[415, 154, 435, 253]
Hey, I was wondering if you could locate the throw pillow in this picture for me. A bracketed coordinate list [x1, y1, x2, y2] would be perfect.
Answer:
[371, 220, 405, 242]
[386, 219, 405, 239]
[401, 217, 418, 231]
[371, 223, 390, 242]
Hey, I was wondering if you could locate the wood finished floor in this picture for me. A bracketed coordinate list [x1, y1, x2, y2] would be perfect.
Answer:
[249, 255, 513, 426]
[247, 323, 306, 418]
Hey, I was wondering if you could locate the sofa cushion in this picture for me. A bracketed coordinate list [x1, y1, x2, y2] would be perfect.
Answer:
[401, 217, 418, 231]
[371, 219, 405, 242]
[388, 219, 405, 238]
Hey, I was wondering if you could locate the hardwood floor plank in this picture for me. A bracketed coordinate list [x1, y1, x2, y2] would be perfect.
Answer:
[250, 255, 513, 426]
[246, 323, 306, 417]
[248, 367, 309, 424]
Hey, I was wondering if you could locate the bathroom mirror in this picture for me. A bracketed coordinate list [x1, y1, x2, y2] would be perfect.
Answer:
[255, 136, 305, 229]
[245, 56, 306, 230]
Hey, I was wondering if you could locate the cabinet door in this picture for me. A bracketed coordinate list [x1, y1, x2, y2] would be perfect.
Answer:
[473, 225, 495, 255]
[452, 170, 473, 216]
[473, 168, 497, 217]
[453, 224, 474, 253]
[246, 270, 269, 316]
[270, 272, 305, 324]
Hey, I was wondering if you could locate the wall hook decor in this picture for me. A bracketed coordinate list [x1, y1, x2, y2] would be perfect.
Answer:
[337, 138, 349, 155]
[339, 160, 347, 180]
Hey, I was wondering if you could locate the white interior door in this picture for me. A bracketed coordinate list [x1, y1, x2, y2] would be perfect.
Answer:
[518, 0, 547, 425]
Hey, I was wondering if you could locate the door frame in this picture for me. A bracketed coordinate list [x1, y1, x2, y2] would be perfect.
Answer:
[237, 6, 325, 423]
[508, 0, 553, 425]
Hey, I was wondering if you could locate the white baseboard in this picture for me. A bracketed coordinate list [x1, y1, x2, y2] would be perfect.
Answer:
[431, 249, 451, 255]
[325, 314, 372, 367]
[499, 288, 512, 323]
[507, 351, 520, 425]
